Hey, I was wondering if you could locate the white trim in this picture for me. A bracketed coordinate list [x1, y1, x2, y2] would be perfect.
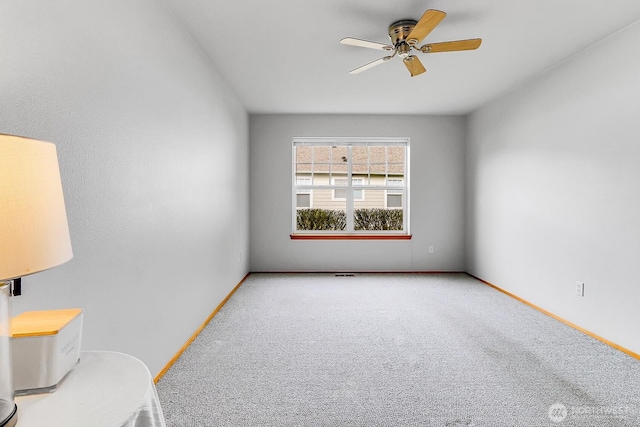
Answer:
[293, 137, 409, 146]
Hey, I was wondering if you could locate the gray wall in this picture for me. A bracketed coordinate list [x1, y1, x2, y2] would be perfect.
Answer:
[466, 21, 640, 354]
[249, 114, 466, 272]
[3, 0, 636, 378]
[0, 0, 249, 376]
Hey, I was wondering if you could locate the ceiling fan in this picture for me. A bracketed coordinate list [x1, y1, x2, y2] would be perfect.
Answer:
[340, 9, 481, 77]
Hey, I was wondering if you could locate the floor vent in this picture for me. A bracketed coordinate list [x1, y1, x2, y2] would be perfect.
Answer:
[335, 273, 356, 277]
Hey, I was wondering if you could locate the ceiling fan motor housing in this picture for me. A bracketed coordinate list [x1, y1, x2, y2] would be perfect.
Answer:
[388, 20, 418, 46]
[388, 20, 418, 57]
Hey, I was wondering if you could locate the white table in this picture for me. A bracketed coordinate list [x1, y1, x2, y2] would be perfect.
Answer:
[15, 351, 166, 427]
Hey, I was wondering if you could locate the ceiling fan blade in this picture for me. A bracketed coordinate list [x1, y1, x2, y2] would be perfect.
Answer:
[421, 38, 482, 53]
[406, 9, 446, 44]
[340, 37, 393, 51]
[349, 56, 392, 74]
[403, 55, 426, 77]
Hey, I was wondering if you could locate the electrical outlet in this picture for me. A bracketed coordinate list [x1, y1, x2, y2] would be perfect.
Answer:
[576, 281, 584, 297]
[428, 246, 434, 254]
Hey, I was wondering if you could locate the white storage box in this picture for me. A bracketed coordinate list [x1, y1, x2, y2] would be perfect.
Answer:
[11, 309, 83, 395]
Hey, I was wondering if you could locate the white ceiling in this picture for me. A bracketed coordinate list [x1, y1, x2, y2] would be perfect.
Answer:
[162, 0, 640, 115]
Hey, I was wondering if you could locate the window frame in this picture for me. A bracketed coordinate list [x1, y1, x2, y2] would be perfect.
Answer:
[292, 137, 410, 237]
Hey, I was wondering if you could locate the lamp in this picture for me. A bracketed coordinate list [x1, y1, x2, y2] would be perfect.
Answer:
[0, 134, 73, 427]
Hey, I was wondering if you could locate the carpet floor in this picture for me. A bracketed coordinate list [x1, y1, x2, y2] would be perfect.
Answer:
[156, 273, 640, 426]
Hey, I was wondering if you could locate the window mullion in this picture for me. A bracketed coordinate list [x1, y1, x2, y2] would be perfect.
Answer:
[367, 146, 371, 186]
[292, 146, 296, 234]
[385, 146, 389, 181]
[403, 146, 408, 232]
[328, 146, 332, 185]
[346, 146, 354, 232]
[311, 146, 315, 185]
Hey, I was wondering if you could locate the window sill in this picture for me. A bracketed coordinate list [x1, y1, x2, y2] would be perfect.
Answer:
[290, 234, 412, 240]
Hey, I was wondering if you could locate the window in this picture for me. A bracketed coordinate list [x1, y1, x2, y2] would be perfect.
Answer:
[333, 178, 364, 201]
[296, 177, 312, 208]
[386, 178, 403, 208]
[293, 137, 409, 235]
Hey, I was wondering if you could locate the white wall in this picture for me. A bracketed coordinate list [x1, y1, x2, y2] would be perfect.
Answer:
[250, 114, 466, 272]
[0, 0, 249, 376]
[466, 22, 640, 354]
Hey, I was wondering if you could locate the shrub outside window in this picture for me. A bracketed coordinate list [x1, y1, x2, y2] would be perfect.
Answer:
[292, 137, 409, 235]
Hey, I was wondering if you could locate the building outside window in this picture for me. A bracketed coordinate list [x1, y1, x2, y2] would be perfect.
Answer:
[333, 178, 364, 201]
[292, 137, 409, 234]
[296, 177, 312, 208]
[386, 178, 404, 208]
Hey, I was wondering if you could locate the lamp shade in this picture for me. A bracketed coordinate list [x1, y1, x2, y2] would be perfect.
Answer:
[0, 134, 73, 281]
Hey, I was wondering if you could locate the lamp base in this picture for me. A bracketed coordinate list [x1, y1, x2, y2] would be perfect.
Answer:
[0, 403, 17, 427]
[11, 309, 83, 395]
